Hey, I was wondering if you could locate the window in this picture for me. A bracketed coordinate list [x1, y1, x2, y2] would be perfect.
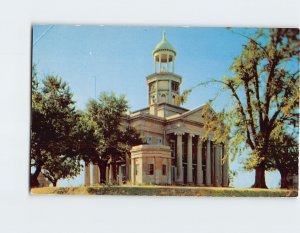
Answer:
[148, 164, 154, 175]
[157, 137, 162, 145]
[146, 136, 152, 144]
[162, 164, 167, 176]
[171, 81, 179, 92]
[160, 94, 166, 103]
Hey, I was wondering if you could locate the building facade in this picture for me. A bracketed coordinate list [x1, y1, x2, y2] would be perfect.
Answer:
[85, 33, 229, 187]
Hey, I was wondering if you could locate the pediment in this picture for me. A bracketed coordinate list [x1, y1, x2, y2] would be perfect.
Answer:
[181, 104, 215, 123]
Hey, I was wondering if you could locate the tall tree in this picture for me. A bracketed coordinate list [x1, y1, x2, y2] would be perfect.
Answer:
[85, 92, 143, 184]
[30, 73, 79, 187]
[178, 29, 299, 188]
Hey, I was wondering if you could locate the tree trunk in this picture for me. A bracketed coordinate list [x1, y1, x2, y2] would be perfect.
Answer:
[252, 143, 269, 189]
[99, 162, 107, 184]
[279, 170, 288, 189]
[253, 164, 268, 189]
[53, 179, 57, 187]
[30, 164, 42, 188]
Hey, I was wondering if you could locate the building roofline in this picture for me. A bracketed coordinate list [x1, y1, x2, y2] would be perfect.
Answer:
[130, 103, 188, 114]
[129, 111, 166, 123]
[146, 72, 182, 80]
[157, 102, 189, 111]
[165, 103, 216, 122]
[130, 107, 149, 114]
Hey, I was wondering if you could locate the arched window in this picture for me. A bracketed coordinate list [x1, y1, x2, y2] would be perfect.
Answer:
[171, 81, 179, 92]
[161, 94, 166, 103]
[151, 95, 156, 104]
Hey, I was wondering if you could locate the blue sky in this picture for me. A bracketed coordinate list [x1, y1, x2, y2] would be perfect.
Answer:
[32, 25, 281, 188]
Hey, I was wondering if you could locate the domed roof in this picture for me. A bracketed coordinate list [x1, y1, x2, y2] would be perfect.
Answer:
[152, 32, 176, 56]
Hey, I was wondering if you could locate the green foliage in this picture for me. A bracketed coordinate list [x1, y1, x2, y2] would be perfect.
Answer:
[118, 125, 144, 156]
[84, 92, 143, 182]
[226, 29, 299, 174]
[266, 132, 298, 175]
[31, 75, 78, 157]
[73, 111, 99, 163]
[42, 156, 82, 186]
[31, 71, 143, 186]
[228, 170, 238, 186]
[30, 69, 80, 187]
[87, 92, 129, 160]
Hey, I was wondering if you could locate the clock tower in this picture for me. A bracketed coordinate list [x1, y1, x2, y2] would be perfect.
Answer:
[146, 32, 182, 116]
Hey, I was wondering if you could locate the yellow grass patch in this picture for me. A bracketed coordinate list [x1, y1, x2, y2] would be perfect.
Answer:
[31, 185, 298, 197]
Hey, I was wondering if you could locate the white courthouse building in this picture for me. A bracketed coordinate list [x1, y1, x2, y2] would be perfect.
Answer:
[85, 33, 229, 187]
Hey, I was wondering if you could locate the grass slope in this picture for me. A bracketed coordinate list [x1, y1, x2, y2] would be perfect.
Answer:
[31, 185, 298, 197]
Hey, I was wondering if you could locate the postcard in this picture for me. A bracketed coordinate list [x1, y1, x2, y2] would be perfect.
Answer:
[30, 25, 299, 197]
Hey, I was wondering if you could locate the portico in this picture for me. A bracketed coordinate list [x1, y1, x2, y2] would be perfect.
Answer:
[166, 130, 227, 186]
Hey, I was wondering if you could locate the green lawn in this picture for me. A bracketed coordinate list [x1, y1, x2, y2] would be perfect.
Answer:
[31, 185, 298, 197]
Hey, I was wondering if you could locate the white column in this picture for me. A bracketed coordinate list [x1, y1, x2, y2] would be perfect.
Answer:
[222, 144, 229, 187]
[172, 60, 175, 73]
[159, 55, 161, 72]
[176, 133, 183, 184]
[187, 134, 193, 184]
[84, 163, 90, 186]
[212, 144, 215, 185]
[154, 156, 158, 184]
[168, 158, 172, 184]
[126, 154, 130, 182]
[196, 138, 203, 186]
[105, 166, 109, 183]
[219, 144, 223, 187]
[109, 163, 113, 184]
[118, 166, 123, 185]
[206, 140, 211, 186]
[215, 144, 221, 187]
[131, 157, 135, 184]
[93, 163, 99, 185]
[167, 54, 170, 72]
[168, 80, 172, 104]
[212, 144, 216, 186]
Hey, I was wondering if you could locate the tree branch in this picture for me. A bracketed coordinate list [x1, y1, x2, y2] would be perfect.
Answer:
[209, 79, 256, 149]
[253, 62, 264, 129]
[243, 74, 257, 140]
[265, 61, 278, 119]
[230, 30, 270, 60]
